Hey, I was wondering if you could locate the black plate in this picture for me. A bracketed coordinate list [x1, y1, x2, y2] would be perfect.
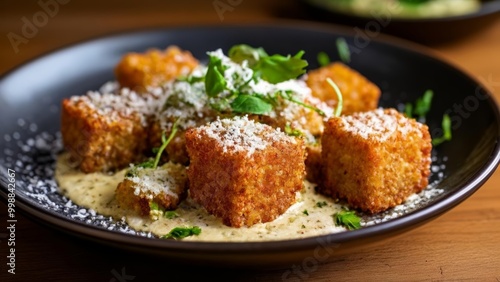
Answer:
[300, 0, 500, 44]
[1, 23, 499, 267]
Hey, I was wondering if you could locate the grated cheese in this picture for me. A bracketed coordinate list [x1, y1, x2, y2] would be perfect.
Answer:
[340, 108, 420, 142]
[196, 116, 296, 156]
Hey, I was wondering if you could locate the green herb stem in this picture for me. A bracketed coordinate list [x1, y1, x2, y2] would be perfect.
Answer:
[153, 118, 180, 169]
[326, 77, 343, 117]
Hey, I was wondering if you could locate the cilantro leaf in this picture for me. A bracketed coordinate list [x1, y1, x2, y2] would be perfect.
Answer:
[205, 55, 227, 97]
[161, 226, 202, 240]
[336, 38, 351, 64]
[230, 94, 273, 115]
[432, 114, 452, 146]
[333, 210, 361, 230]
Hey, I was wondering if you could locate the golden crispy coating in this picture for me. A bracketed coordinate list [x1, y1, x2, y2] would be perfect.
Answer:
[115, 163, 188, 217]
[185, 117, 306, 227]
[306, 62, 381, 115]
[115, 46, 199, 92]
[320, 108, 431, 213]
[61, 97, 148, 173]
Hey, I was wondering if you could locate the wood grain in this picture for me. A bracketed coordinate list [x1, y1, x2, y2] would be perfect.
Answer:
[1, 0, 499, 281]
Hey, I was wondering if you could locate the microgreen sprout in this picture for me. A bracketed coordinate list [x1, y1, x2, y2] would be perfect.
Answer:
[432, 114, 452, 146]
[405, 89, 433, 122]
[152, 118, 180, 169]
[317, 51, 331, 67]
[336, 38, 351, 64]
[326, 77, 343, 117]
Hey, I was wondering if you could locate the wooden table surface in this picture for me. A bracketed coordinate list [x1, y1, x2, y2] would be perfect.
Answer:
[1, 1, 499, 281]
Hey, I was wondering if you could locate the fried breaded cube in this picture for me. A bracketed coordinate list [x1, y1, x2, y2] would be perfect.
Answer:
[185, 116, 306, 227]
[115, 162, 188, 219]
[61, 91, 152, 173]
[306, 62, 381, 115]
[115, 46, 199, 92]
[320, 108, 431, 213]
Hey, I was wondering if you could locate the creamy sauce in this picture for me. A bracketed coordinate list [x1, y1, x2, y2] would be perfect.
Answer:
[55, 153, 346, 241]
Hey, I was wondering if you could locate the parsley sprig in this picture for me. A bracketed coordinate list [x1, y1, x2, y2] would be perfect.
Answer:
[333, 209, 361, 230]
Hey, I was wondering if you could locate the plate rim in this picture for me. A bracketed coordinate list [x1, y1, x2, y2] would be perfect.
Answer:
[1, 21, 500, 256]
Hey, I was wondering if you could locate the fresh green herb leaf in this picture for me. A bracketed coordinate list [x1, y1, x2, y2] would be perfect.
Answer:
[303, 209, 309, 216]
[336, 38, 351, 64]
[161, 226, 202, 240]
[285, 123, 303, 137]
[229, 45, 308, 84]
[230, 94, 273, 115]
[403, 89, 433, 122]
[205, 55, 227, 97]
[164, 211, 179, 219]
[316, 201, 328, 208]
[281, 91, 326, 117]
[258, 51, 308, 84]
[317, 51, 331, 67]
[228, 44, 268, 67]
[333, 210, 361, 230]
[414, 90, 433, 121]
[152, 118, 180, 169]
[432, 114, 452, 146]
[326, 77, 343, 117]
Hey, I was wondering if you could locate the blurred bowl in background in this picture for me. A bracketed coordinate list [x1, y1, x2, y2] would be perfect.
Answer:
[299, 0, 500, 44]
